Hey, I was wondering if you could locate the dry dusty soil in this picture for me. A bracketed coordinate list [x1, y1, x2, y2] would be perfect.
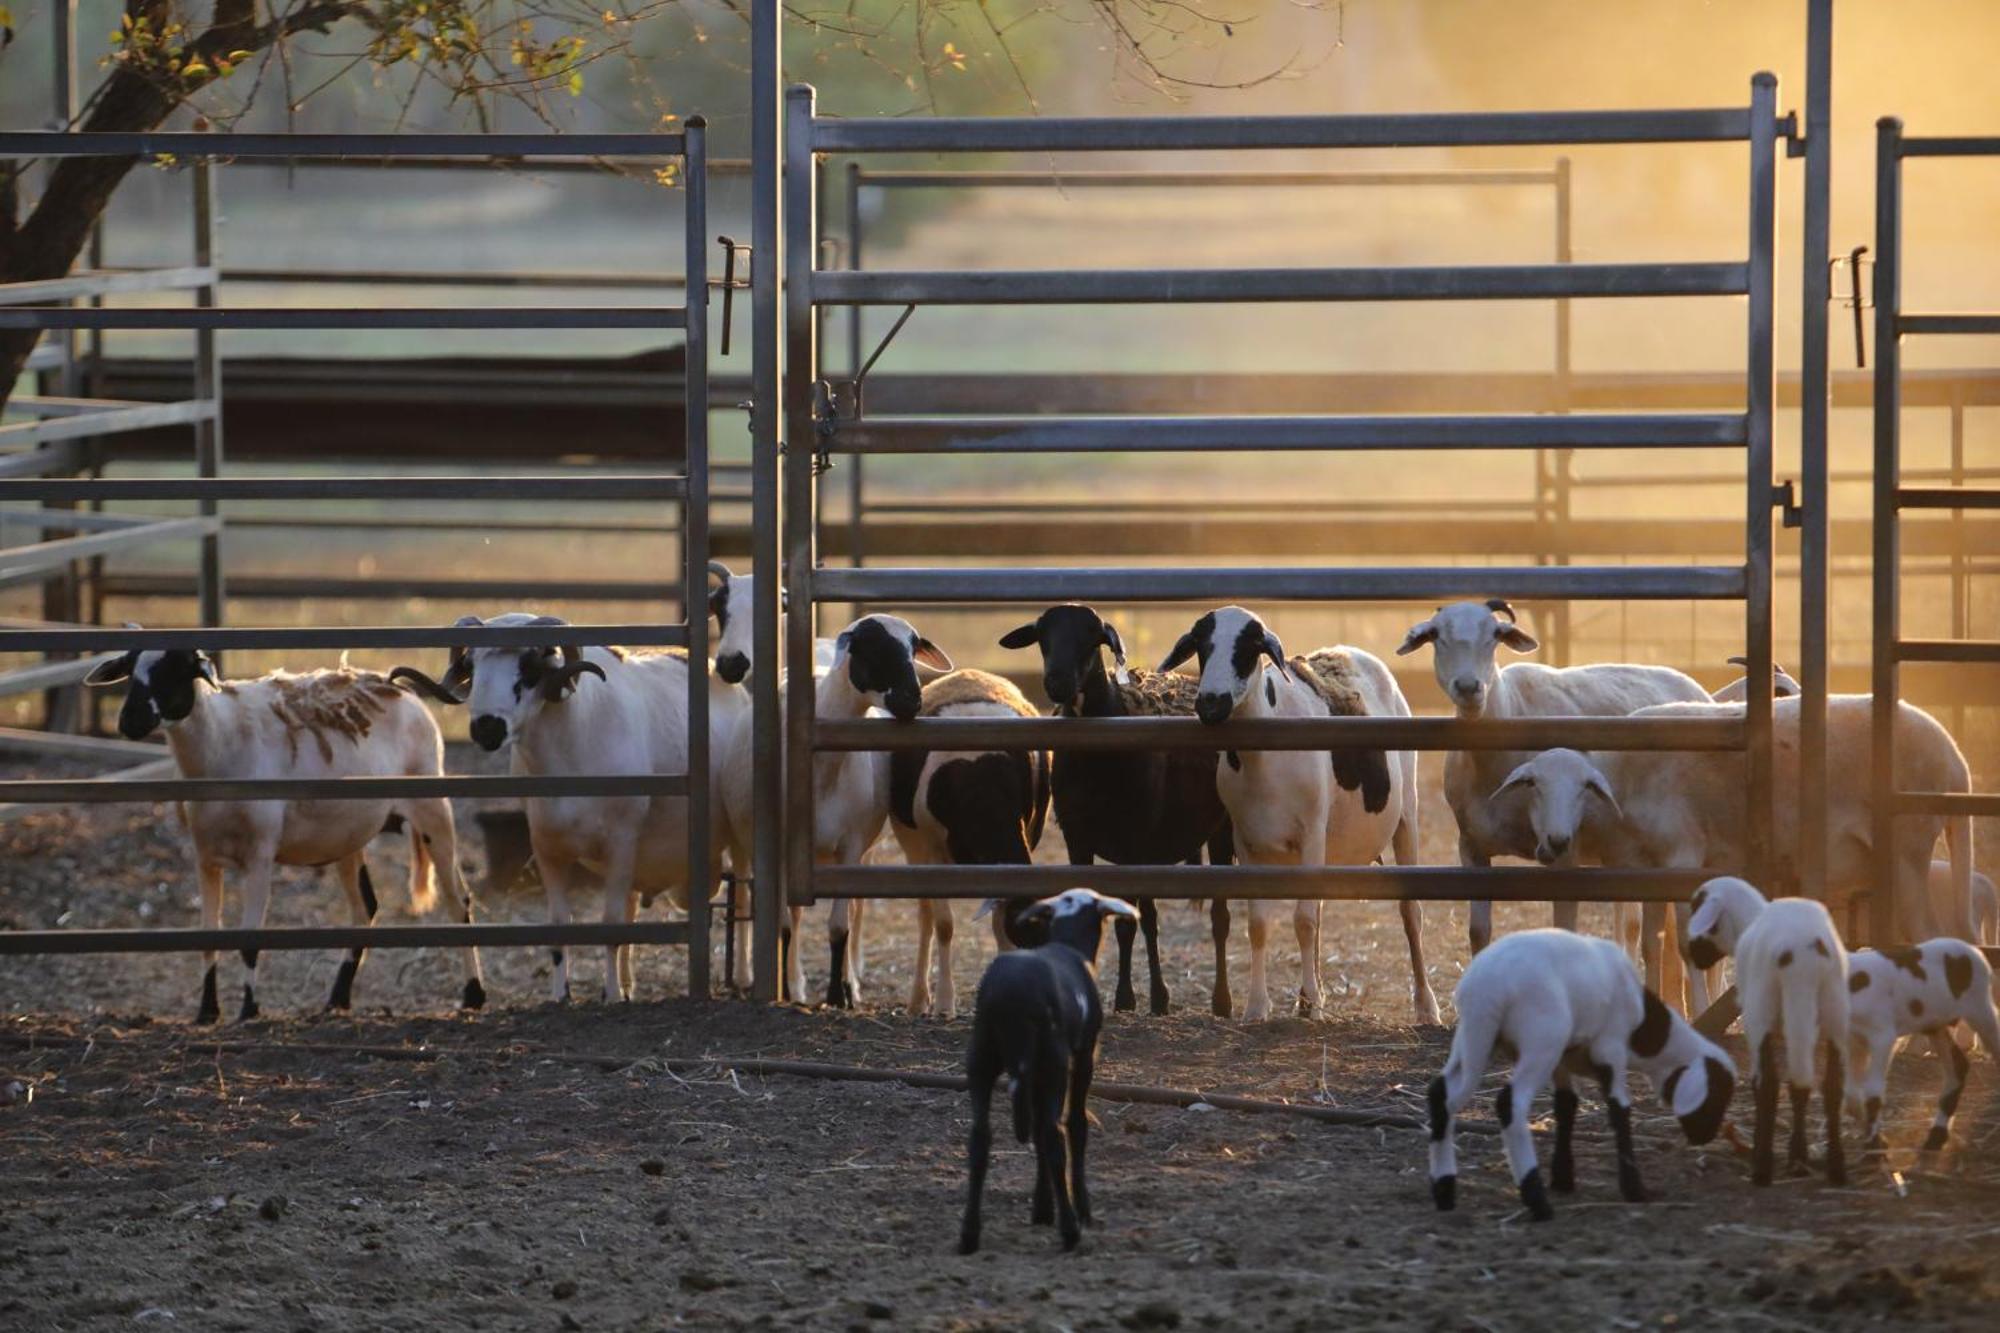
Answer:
[5, 759, 2000, 1331]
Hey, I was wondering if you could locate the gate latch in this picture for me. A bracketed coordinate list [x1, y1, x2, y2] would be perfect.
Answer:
[713, 235, 752, 356]
[807, 302, 919, 474]
[1773, 478, 1802, 530]
[1831, 245, 1872, 368]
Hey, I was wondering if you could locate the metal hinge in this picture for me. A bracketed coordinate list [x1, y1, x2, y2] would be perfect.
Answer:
[1781, 112, 1805, 158]
[712, 235, 752, 356]
[1773, 478, 1802, 529]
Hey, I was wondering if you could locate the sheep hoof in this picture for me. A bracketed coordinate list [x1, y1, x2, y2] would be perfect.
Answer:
[1210, 989, 1232, 1019]
[238, 987, 260, 1023]
[957, 1231, 979, 1256]
[461, 977, 487, 1011]
[1431, 1175, 1457, 1211]
[1149, 991, 1170, 1018]
[1060, 1225, 1081, 1252]
[1921, 1127, 1949, 1153]
[1113, 988, 1137, 1013]
[1518, 1169, 1555, 1222]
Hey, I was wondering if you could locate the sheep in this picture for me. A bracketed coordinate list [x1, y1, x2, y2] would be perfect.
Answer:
[1396, 599, 1710, 959]
[1846, 940, 2000, 1155]
[1711, 654, 1801, 703]
[717, 612, 951, 1006]
[85, 648, 483, 1023]
[889, 669, 1052, 1020]
[1426, 928, 1735, 1221]
[1499, 694, 1977, 982]
[959, 888, 1139, 1254]
[1161, 606, 1437, 1024]
[999, 604, 1236, 1017]
[1931, 859, 1997, 947]
[391, 613, 748, 1003]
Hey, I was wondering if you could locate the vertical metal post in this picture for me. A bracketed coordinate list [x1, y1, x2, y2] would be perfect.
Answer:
[1948, 395, 1966, 739]
[811, 155, 832, 641]
[1870, 117, 1904, 946]
[783, 85, 819, 911]
[748, 0, 783, 1000]
[1796, 0, 1834, 899]
[1550, 155, 1574, 668]
[1744, 73, 1780, 886]
[39, 0, 84, 731]
[192, 162, 225, 637]
[682, 118, 713, 999]
[846, 161, 867, 622]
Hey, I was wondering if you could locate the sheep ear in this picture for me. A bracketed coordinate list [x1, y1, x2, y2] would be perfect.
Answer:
[997, 623, 1040, 651]
[912, 637, 953, 672]
[84, 652, 137, 687]
[193, 651, 219, 686]
[1100, 622, 1130, 685]
[1396, 620, 1437, 657]
[1157, 631, 1199, 674]
[1585, 767, 1621, 817]
[1261, 632, 1291, 681]
[832, 629, 853, 661]
[1496, 623, 1540, 654]
[1492, 760, 1538, 802]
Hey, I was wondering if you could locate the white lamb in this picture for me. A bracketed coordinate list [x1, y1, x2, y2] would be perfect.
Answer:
[1427, 929, 1735, 1220]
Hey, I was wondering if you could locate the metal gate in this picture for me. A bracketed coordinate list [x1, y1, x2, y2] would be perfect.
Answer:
[0, 126, 719, 994]
[780, 80, 1783, 915]
[1869, 118, 2000, 945]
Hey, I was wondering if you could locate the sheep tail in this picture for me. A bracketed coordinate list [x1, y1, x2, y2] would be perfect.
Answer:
[407, 814, 440, 916]
[1438, 999, 1500, 1117]
[1778, 959, 1823, 1091]
[1010, 1026, 1041, 1145]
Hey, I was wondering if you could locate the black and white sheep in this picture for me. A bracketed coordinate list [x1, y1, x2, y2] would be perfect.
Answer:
[1846, 939, 2000, 1154]
[959, 888, 1138, 1254]
[999, 604, 1235, 1017]
[86, 648, 483, 1023]
[392, 613, 748, 1003]
[1161, 606, 1437, 1023]
[890, 669, 1052, 1019]
[1427, 928, 1735, 1221]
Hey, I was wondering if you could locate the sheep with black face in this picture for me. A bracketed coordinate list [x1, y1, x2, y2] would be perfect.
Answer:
[959, 888, 1138, 1255]
[999, 604, 1236, 1017]
[392, 612, 748, 1003]
[1159, 606, 1436, 1024]
[87, 644, 482, 1023]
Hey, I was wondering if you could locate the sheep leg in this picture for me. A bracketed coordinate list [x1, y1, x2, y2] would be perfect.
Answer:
[1461, 837, 1493, 956]
[784, 904, 805, 1003]
[1822, 1035, 1847, 1186]
[1206, 826, 1234, 1018]
[847, 896, 867, 1004]
[1751, 1031, 1780, 1186]
[910, 899, 936, 1016]
[1923, 1027, 1970, 1152]
[1293, 900, 1324, 1019]
[1244, 898, 1277, 1023]
[195, 862, 225, 1025]
[407, 797, 485, 1010]
[235, 858, 276, 1023]
[1549, 1074, 1579, 1194]
[1640, 902, 1667, 997]
[729, 876, 754, 993]
[933, 899, 958, 1020]
[596, 838, 640, 1004]
[1140, 898, 1169, 1016]
[1034, 1084, 1080, 1250]
[1108, 884, 1139, 1010]
[826, 896, 856, 1009]
[1588, 1050, 1648, 1203]
[1426, 1072, 1461, 1210]
[1499, 1051, 1559, 1221]
[959, 1052, 999, 1255]
[1854, 1031, 1893, 1154]
[327, 852, 376, 1012]
[1068, 1047, 1095, 1226]
[537, 853, 577, 1005]
[1393, 809, 1440, 1025]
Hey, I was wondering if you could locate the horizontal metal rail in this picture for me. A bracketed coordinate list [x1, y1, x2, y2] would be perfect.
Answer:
[0, 517, 218, 587]
[1896, 639, 2000, 663]
[0, 266, 216, 303]
[0, 654, 117, 698]
[0, 131, 691, 158]
[0, 622, 686, 652]
[812, 716, 1746, 753]
[99, 574, 682, 603]
[221, 267, 685, 291]
[0, 475, 684, 502]
[1897, 487, 2000, 509]
[0, 441, 83, 479]
[4, 394, 141, 416]
[0, 507, 184, 531]
[816, 263, 1747, 306]
[0, 725, 164, 760]
[0, 307, 688, 332]
[810, 108, 1755, 153]
[0, 774, 689, 804]
[810, 865, 1711, 902]
[1898, 313, 2000, 336]
[857, 168, 1564, 189]
[0, 922, 691, 955]
[0, 399, 215, 447]
[1892, 792, 2000, 817]
[1898, 136, 2000, 158]
[829, 412, 1747, 454]
[811, 564, 1748, 604]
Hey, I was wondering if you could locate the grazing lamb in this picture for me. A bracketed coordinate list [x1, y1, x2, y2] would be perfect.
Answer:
[391, 613, 748, 1003]
[1427, 929, 1735, 1220]
[718, 613, 950, 1005]
[1501, 695, 1977, 970]
[959, 888, 1138, 1254]
[86, 648, 483, 1023]
[1846, 940, 2000, 1154]
[890, 669, 1051, 1019]
[1396, 599, 1709, 957]
[1711, 655, 1801, 703]
[1162, 606, 1437, 1024]
[999, 604, 1235, 1016]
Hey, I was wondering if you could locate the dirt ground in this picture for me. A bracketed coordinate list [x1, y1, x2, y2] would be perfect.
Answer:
[5, 755, 2000, 1330]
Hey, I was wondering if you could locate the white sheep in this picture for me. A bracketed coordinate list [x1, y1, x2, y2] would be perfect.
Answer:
[1427, 928, 1735, 1220]
[391, 613, 748, 1003]
[1396, 600, 1709, 962]
[1846, 939, 2000, 1154]
[889, 669, 1052, 1020]
[718, 612, 950, 1005]
[87, 648, 483, 1023]
[1163, 606, 1437, 1024]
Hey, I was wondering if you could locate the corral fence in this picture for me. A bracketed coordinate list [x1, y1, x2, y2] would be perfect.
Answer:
[0, 126, 720, 992]
[1870, 119, 2000, 944]
[779, 80, 1788, 945]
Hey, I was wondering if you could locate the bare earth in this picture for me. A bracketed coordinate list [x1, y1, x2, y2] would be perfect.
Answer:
[4, 757, 2000, 1331]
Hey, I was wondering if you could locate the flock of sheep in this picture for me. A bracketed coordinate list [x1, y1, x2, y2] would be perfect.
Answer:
[72, 572, 1995, 1247]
